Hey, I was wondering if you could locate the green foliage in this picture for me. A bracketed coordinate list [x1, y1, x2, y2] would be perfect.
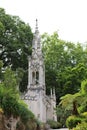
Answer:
[78, 102, 87, 113]
[47, 120, 62, 129]
[58, 80, 87, 127]
[0, 66, 20, 116]
[42, 32, 87, 127]
[56, 105, 72, 126]
[2, 95, 20, 116]
[76, 80, 87, 113]
[18, 101, 35, 124]
[0, 63, 35, 127]
[59, 92, 81, 113]
[0, 81, 19, 113]
[60, 94, 74, 110]
[42, 32, 87, 101]
[0, 60, 3, 80]
[73, 122, 87, 130]
[81, 80, 87, 94]
[66, 115, 81, 129]
[0, 8, 32, 69]
[63, 84, 87, 113]
[81, 112, 87, 118]
[0, 8, 33, 92]
[79, 112, 87, 122]
[3, 68, 17, 88]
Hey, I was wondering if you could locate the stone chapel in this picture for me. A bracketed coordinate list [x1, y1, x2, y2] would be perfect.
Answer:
[22, 20, 57, 123]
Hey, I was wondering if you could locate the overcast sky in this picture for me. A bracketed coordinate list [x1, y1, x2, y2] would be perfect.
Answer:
[0, 0, 87, 43]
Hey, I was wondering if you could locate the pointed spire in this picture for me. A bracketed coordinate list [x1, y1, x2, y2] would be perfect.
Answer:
[32, 19, 41, 51]
[50, 88, 52, 98]
[35, 19, 39, 33]
[53, 88, 56, 100]
[53, 88, 56, 96]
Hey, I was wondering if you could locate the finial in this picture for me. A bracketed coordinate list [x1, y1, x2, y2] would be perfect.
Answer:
[36, 19, 38, 30]
[35, 19, 38, 32]
[50, 88, 52, 98]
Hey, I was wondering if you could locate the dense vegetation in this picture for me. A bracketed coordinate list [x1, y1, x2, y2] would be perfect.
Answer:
[42, 32, 87, 128]
[42, 32, 87, 101]
[0, 61, 36, 130]
[58, 79, 87, 129]
[0, 8, 38, 130]
[1, 8, 87, 101]
[0, 8, 33, 92]
[1, 7, 87, 129]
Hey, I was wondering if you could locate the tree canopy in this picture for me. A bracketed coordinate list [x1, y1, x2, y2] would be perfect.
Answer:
[1, 7, 87, 104]
[42, 32, 87, 101]
[0, 8, 33, 91]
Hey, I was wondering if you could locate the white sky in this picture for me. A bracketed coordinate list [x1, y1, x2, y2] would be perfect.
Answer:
[0, 0, 87, 43]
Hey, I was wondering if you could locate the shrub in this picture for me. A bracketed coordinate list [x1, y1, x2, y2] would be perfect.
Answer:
[25, 119, 37, 130]
[73, 122, 87, 130]
[78, 104, 87, 113]
[66, 116, 81, 129]
[80, 112, 87, 122]
[0, 108, 3, 113]
[81, 112, 87, 118]
[81, 80, 87, 94]
[47, 120, 62, 129]
[18, 102, 35, 124]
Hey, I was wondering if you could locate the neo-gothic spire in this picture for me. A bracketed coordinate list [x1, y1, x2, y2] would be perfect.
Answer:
[32, 19, 41, 51]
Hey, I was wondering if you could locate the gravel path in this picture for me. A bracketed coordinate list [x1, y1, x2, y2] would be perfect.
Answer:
[50, 128, 68, 130]
[57, 128, 68, 130]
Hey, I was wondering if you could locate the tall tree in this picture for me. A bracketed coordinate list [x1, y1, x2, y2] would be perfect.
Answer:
[42, 32, 87, 101]
[0, 8, 33, 91]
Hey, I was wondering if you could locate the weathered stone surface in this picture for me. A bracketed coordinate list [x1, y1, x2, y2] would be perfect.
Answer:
[4, 115, 20, 130]
[0, 112, 20, 130]
[22, 20, 57, 123]
[0, 113, 5, 130]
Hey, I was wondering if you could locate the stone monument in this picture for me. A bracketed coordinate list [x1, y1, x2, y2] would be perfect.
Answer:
[22, 19, 57, 122]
